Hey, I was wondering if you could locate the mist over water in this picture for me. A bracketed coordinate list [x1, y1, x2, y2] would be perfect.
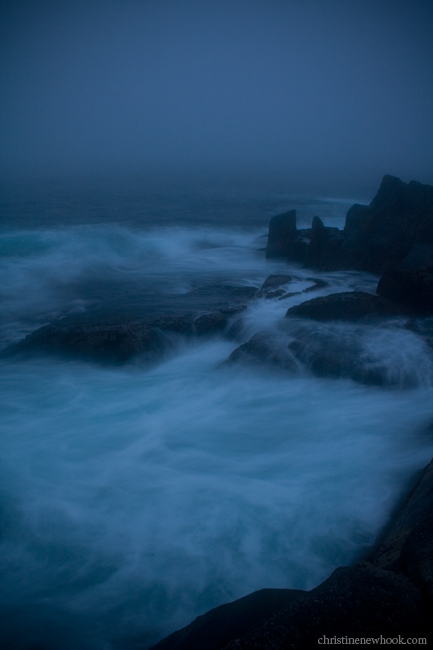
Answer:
[1, 185, 433, 649]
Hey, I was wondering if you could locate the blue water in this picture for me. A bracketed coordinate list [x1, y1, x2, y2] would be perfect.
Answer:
[1, 180, 432, 649]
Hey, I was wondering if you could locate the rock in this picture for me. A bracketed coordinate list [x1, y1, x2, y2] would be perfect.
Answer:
[303, 216, 327, 268]
[286, 291, 408, 321]
[194, 312, 228, 335]
[150, 316, 194, 334]
[376, 268, 433, 314]
[220, 563, 425, 649]
[265, 176, 433, 275]
[2, 284, 256, 365]
[369, 458, 433, 610]
[184, 284, 257, 310]
[265, 210, 297, 259]
[150, 563, 425, 650]
[288, 326, 383, 385]
[2, 319, 166, 365]
[260, 275, 292, 291]
[401, 244, 433, 272]
[150, 589, 304, 650]
[303, 278, 328, 293]
[223, 332, 292, 374]
[226, 332, 298, 372]
[265, 289, 286, 299]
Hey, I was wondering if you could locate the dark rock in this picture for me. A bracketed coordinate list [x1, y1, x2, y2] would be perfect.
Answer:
[260, 275, 292, 291]
[150, 589, 304, 650]
[277, 291, 301, 300]
[303, 216, 327, 268]
[265, 289, 286, 299]
[288, 326, 385, 385]
[227, 332, 298, 372]
[194, 312, 228, 335]
[369, 458, 433, 610]
[286, 291, 408, 321]
[265, 175, 433, 275]
[3, 319, 165, 365]
[184, 284, 257, 310]
[151, 316, 193, 334]
[151, 563, 425, 650]
[377, 268, 433, 314]
[303, 278, 328, 293]
[401, 244, 433, 272]
[221, 563, 425, 649]
[265, 210, 297, 259]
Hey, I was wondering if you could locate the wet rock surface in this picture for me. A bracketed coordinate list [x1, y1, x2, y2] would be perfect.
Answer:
[1, 283, 256, 364]
[286, 291, 409, 321]
[150, 589, 304, 650]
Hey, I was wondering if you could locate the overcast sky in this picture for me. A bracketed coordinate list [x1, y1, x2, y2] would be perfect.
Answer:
[1, 0, 432, 188]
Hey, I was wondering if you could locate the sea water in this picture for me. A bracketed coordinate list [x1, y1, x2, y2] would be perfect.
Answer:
[1, 179, 432, 649]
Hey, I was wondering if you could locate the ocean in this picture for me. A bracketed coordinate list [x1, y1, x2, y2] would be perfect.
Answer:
[1, 177, 433, 649]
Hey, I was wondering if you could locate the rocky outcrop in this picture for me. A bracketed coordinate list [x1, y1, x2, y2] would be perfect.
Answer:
[377, 267, 433, 315]
[1, 318, 172, 365]
[1, 284, 258, 364]
[265, 210, 298, 259]
[149, 457, 433, 649]
[150, 588, 304, 650]
[368, 458, 433, 611]
[266, 175, 433, 276]
[285, 291, 408, 321]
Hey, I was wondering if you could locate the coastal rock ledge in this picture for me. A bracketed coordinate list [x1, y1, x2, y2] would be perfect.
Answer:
[266, 174, 433, 315]
[149, 457, 433, 649]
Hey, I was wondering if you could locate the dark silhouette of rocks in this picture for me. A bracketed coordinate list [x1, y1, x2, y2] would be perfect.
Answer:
[377, 268, 433, 314]
[369, 458, 433, 612]
[2, 319, 170, 365]
[194, 311, 228, 335]
[149, 457, 433, 649]
[286, 291, 408, 321]
[267, 175, 433, 274]
[265, 176, 433, 314]
[150, 588, 304, 650]
[261, 275, 292, 291]
[265, 210, 299, 259]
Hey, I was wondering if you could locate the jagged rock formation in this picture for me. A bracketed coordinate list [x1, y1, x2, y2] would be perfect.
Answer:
[285, 291, 409, 321]
[266, 175, 433, 274]
[265, 175, 433, 314]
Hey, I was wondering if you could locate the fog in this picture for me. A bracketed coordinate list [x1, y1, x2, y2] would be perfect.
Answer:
[1, 0, 432, 190]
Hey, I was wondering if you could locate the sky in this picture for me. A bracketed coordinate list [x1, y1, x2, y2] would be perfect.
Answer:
[1, 0, 433, 189]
